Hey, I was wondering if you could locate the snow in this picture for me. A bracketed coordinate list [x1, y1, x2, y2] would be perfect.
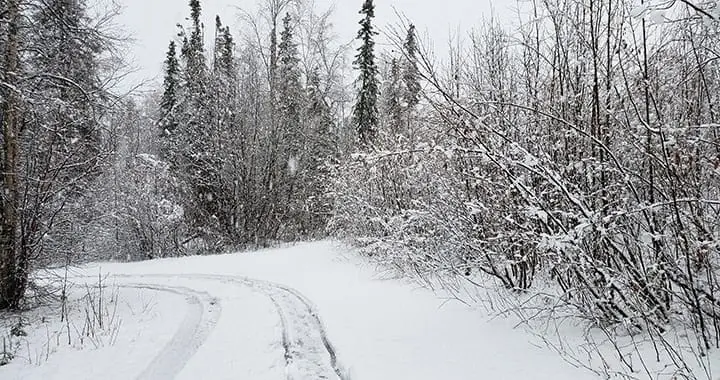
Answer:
[288, 156, 299, 176]
[1, 241, 595, 380]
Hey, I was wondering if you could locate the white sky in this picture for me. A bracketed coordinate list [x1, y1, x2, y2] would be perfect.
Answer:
[112, 0, 513, 93]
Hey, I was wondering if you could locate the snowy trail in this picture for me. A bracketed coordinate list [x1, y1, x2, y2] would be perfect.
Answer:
[100, 273, 345, 380]
[124, 284, 220, 380]
[70, 280, 222, 380]
[3, 243, 600, 380]
[258, 280, 344, 380]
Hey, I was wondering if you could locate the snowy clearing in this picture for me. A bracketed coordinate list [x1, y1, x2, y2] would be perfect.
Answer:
[1, 241, 596, 379]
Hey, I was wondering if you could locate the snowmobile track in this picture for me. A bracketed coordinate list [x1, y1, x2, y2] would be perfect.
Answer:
[105, 283, 220, 380]
[101, 273, 346, 380]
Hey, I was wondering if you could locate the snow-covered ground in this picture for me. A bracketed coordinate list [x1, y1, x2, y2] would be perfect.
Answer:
[1, 241, 597, 379]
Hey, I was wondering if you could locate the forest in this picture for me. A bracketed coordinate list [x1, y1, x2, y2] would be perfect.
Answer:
[2, 0, 720, 377]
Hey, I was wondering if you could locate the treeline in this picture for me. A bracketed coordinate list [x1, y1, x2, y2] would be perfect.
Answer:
[77, 0, 353, 261]
[154, 0, 344, 251]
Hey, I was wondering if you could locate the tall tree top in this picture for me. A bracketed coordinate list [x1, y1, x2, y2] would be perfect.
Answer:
[213, 15, 234, 73]
[355, 0, 378, 68]
[403, 24, 421, 109]
[353, 0, 379, 148]
[160, 40, 179, 120]
[404, 24, 417, 58]
[190, 0, 202, 27]
[182, 0, 205, 73]
[277, 12, 303, 113]
[357, 0, 377, 40]
[279, 13, 298, 65]
[359, 0, 375, 19]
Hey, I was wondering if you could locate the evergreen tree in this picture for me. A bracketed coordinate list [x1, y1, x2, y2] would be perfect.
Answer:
[160, 40, 179, 137]
[276, 12, 308, 236]
[211, 15, 236, 126]
[383, 57, 404, 135]
[183, 0, 206, 96]
[277, 12, 304, 150]
[213, 16, 224, 71]
[220, 28, 234, 74]
[29, 0, 108, 236]
[31, 0, 104, 167]
[213, 16, 235, 76]
[306, 67, 335, 156]
[303, 68, 337, 232]
[353, 0, 379, 148]
[171, 0, 222, 248]
[210, 15, 236, 137]
[202, 15, 240, 241]
[403, 24, 421, 110]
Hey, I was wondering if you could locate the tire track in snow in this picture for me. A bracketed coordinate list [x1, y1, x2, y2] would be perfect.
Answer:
[259, 281, 343, 380]
[105, 273, 346, 380]
[124, 284, 221, 380]
[253, 280, 343, 380]
[72, 278, 221, 380]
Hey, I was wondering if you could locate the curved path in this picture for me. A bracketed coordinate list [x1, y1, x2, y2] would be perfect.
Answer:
[125, 284, 221, 380]
[79, 273, 346, 380]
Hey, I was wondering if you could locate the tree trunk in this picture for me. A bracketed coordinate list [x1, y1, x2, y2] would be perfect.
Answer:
[0, 0, 25, 310]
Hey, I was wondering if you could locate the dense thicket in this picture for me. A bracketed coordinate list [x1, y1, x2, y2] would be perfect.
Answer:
[147, 0, 347, 253]
[332, 0, 720, 376]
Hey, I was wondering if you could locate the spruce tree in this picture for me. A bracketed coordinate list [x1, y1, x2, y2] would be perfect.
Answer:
[353, 0, 379, 148]
[213, 16, 234, 76]
[176, 0, 208, 146]
[184, 0, 206, 96]
[213, 16, 223, 71]
[172, 0, 221, 247]
[304, 68, 336, 232]
[220, 27, 234, 74]
[306, 68, 335, 155]
[276, 12, 307, 234]
[403, 24, 421, 110]
[32, 0, 104, 165]
[30, 0, 107, 227]
[277, 12, 303, 148]
[383, 57, 404, 135]
[160, 40, 179, 137]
